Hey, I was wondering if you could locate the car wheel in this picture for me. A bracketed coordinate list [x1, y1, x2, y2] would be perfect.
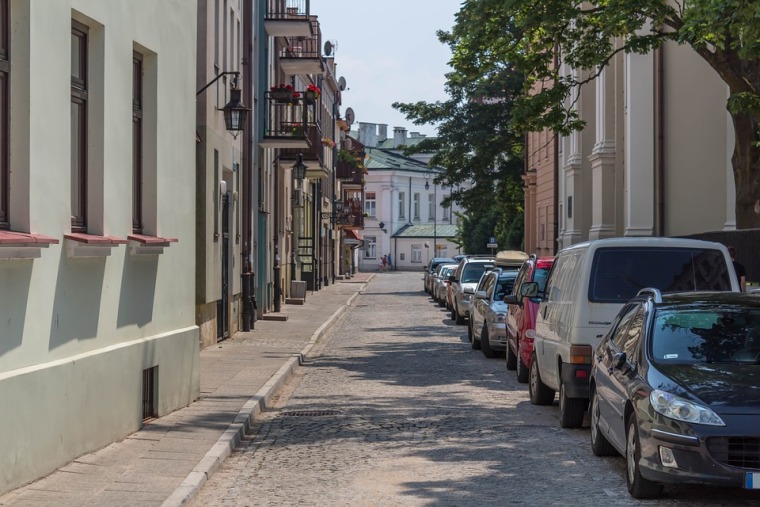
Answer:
[481, 325, 497, 358]
[455, 306, 466, 325]
[438, 295, 446, 308]
[528, 353, 555, 405]
[506, 344, 517, 370]
[467, 319, 473, 343]
[516, 355, 529, 383]
[590, 388, 617, 457]
[559, 381, 586, 429]
[626, 413, 663, 499]
[450, 306, 457, 322]
[471, 322, 481, 350]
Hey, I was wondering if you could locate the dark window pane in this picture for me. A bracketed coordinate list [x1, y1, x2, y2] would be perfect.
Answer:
[132, 118, 141, 232]
[71, 101, 81, 222]
[71, 33, 80, 79]
[0, 73, 6, 225]
[589, 248, 732, 303]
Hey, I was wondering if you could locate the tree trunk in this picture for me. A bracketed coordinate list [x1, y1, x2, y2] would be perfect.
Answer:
[730, 110, 760, 229]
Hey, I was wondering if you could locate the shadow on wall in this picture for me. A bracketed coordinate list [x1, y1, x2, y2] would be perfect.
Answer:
[117, 253, 157, 328]
[49, 251, 106, 350]
[0, 261, 33, 358]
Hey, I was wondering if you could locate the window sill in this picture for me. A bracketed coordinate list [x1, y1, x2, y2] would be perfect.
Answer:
[65, 233, 127, 258]
[128, 234, 178, 255]
[0, 230, 59, 260]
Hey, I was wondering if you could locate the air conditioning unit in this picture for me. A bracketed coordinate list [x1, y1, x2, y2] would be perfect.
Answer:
[292, 189, 304, 208]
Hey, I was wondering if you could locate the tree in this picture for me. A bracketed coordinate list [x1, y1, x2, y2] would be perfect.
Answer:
[473, 0, 760, 229]
[392, 7, 526, 252]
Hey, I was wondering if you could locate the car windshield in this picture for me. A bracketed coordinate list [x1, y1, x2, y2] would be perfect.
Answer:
[462, 263, 495, 283]
[534, 267, 551, 293]
[494, 277, 516, 301]
[588, 247, 732, 303]
[651, 308, 760, 364]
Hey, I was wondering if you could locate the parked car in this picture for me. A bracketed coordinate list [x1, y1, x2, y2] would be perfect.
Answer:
[590, 288, 760, 499]
[423, 257, 455, 294]
[434, 264, 458, 307]
[504, 255, 555, 383]
[449, 257, 495, 324]
[527, 237, 740, 429]
[469, 268, 518, 358]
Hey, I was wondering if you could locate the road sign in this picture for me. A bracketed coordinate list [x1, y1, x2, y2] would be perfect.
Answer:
[489, 236, 496, 244]
[487, 236, 497, 249]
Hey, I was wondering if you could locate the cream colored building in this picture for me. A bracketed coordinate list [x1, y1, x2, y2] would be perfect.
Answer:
[0, 0, 198, 494]
[557, 41, 735, 248]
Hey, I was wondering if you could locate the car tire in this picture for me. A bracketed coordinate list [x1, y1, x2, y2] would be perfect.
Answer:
[626, 413, 663, 499]
[455, 305, 466, 325]
[516, 355, 529, 383]
[559, 381, 586, 429]
[438, 295, 446, 308]
[471, 323, 481, 350]
[450, 307, 457, 322]
[528, 353, 555, 405]
[481, 325, 497, 358]
[506, 344, 517, 370]
[590, 388, 617, 457]
[467, 319, 473, 343]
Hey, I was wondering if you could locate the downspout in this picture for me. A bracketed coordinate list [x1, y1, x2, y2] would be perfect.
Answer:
[241, 0, 254, 330]
[655, 45, 665, 236]
[552, 49, 560, 255]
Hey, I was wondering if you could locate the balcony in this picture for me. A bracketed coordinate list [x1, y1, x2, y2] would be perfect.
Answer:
[335, 198, 364, 230]
[281, 122, 328, 179]
[336, 161, 363, 186]
[260, 91, 310, 149]
[264, 0, 312, 37]
[279, 20, 324, 75]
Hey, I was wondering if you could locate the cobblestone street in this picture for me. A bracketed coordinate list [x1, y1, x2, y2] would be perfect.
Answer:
[192, 272, 760, 506]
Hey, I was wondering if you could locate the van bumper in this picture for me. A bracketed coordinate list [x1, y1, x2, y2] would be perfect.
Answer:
[560, 362, 591, 398]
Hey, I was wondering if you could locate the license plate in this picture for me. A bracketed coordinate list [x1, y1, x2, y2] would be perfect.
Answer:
[745, 472, 760, 489]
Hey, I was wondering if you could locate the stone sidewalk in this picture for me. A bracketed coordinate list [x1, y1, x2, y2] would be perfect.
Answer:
[0, 273, 373, 507]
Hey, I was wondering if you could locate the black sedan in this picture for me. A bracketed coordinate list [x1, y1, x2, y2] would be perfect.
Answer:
[589, 289, 760, 499]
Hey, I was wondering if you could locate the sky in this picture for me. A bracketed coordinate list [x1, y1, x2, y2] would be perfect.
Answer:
[316, 1, 464, 137]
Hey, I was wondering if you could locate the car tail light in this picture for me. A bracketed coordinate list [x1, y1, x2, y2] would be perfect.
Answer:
[525, 329, 535, 339]
[569, 345, 592, 365]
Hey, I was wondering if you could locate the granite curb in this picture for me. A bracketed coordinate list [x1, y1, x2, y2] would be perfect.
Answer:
[161, 279, 370, 507]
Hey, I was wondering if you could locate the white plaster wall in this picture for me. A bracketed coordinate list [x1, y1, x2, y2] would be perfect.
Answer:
[0, 0, 198, 493]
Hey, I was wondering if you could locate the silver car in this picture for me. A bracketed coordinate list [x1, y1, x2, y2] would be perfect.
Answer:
[469, 269, 517, 358]
[450, 258, 495, 324]
[433, 264, 458, 307]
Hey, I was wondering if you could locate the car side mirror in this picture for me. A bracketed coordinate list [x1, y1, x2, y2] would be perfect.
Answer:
[475, 290, 487, 300]
[448, 275, 456, 283]
[503, 294, 520, 306]
[521, 282, 539, 298]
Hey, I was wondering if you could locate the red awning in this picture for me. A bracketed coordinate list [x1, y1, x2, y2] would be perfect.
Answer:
[345, 229, 362, 241]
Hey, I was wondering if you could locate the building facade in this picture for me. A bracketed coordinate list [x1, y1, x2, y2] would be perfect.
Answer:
[0, 0, 198, 494]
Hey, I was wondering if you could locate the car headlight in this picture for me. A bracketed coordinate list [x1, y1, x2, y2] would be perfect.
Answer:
[463, 294, 470, 301]
[650, 389, 725, 426]
[492, 312, 506, 323]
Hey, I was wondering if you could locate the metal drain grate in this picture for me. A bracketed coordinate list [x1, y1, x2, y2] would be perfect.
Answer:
[279, 409, 341, 417]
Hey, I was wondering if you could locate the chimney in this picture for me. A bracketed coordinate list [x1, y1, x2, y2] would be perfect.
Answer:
[378, 124, 388, 143]
[409, 132, 425, 139]
[358, 122, 378, 147]
[393, 127, 407, 147]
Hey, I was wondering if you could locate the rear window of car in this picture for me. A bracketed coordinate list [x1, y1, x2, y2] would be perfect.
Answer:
[651, 308, 760, 364]
[462, 263, 495, 283]
[533, 267, 551, 294]
[588, 247, 732, 303]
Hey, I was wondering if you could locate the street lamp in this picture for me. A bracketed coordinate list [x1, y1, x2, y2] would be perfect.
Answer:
[292, 153, 307, 180]
[196, 71, 249, 139]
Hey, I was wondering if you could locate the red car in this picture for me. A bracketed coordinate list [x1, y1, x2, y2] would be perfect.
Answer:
[505, 255, 555, 383]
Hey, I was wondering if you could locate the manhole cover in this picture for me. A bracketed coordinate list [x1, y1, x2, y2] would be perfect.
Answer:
[279, 409, 341, 417]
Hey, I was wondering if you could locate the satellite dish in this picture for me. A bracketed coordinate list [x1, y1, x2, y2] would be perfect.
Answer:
[338, 76, 347, 91]
[345, 107, 355, 126]
[324, 41, 333, 56]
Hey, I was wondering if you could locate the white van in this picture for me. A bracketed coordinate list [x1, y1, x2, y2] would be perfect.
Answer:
[524, 237, 739, 429]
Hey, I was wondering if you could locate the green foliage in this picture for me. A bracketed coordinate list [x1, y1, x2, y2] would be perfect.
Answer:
[393, 0, 526, 252]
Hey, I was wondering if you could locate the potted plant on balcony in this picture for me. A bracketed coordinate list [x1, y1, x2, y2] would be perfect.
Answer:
[337, 148, 358, 167]
[270, 83, 296, 103]
[321, 137, 335, 148]
[305, 84, 321, 105]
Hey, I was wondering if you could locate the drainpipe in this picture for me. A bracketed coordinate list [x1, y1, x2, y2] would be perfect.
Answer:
[240, 0, 254, 330]
[273, 155, 281, 312]
[552, 50, 560, 255]
[655, 45, 665, 236]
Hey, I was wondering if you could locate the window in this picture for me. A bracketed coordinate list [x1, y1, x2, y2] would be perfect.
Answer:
[428, 193, 435, 221]
[438, 245, 447, 258]
[132, 52, 143, 233]
[398, 191, 405, 219]
[71, 21, 88, 231]
[413, 192, 420, 220]
[412, 244, 422, 263]
[365, 235, 376, 258]
[442, 195, 449, 220]
[364, 192, 376, 218]
[0, 0, 8, 228]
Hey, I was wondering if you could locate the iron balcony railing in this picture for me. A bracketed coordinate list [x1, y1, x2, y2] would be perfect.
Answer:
[282, 19, 321, 60]
[281, 122, 324, 166]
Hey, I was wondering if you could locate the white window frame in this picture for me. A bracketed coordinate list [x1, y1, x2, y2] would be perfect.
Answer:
[365, 235, 377, 258]
[398, 191, 405, 219]
[428, 193, 435, 222]
[413, 193, 420, 220]
[365, 192, 376, 218]
[411, 244, 422, 263]
[442, 195, 449, 220]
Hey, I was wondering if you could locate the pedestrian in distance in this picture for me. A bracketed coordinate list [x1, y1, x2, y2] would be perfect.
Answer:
[381, 254, 388, 272]
[728, 245, 747, 292]
[387, 253, 393, 271]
